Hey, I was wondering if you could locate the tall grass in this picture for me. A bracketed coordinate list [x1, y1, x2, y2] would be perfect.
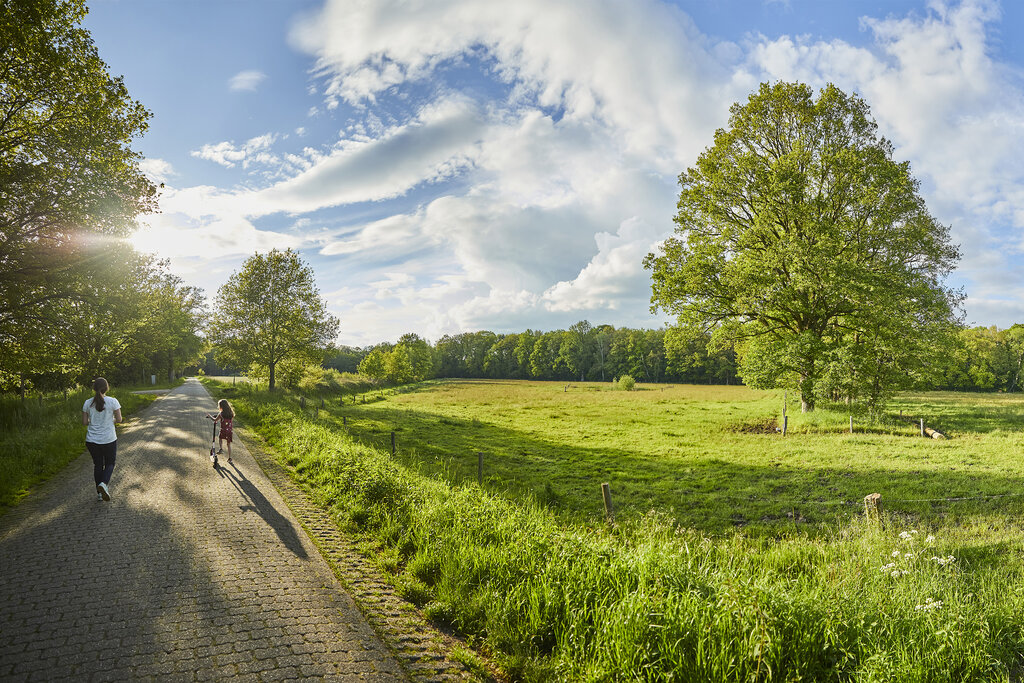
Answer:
[224, 384, 1024, 681]
[0, 384, 167, 510]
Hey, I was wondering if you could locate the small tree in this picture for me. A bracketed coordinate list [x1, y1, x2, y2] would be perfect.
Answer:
[210, 249, 339, 391]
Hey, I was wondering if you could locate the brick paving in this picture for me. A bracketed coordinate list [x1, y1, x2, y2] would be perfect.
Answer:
[0, 379, 410, 681]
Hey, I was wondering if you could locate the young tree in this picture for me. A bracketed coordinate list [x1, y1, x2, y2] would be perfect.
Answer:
[210, 249, 339, 391]
[646, 82, 961, 411]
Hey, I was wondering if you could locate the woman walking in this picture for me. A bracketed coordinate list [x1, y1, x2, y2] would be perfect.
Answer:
[82, 377, 122, 501]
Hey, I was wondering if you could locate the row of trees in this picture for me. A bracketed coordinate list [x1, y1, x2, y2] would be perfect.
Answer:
[0, 0, 205, 395]
[351, 324, 739, 386]
[344, 324, 1024, 397]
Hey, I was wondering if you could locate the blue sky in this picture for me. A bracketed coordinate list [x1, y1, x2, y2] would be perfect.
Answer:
[84, 0, 1024, 346]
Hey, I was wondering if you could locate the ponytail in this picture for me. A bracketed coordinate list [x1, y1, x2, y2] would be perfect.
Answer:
[92, 377, 109, 412]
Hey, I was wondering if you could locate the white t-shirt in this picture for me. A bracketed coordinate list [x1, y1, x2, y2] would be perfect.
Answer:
[83, 395, 121, 444]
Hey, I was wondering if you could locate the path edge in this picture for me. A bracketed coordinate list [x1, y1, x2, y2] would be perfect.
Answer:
[236, 422, 498, 682]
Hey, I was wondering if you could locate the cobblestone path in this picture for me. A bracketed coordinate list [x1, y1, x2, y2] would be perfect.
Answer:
[0, 379, 410, 681]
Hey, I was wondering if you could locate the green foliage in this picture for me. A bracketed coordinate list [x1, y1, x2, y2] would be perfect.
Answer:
[0, 0, 204, 389]
[646, 82, 961, 412]
[615, 374, 636, 391]
[208, 248, 339, 391]
[218, 379, 1024, 680]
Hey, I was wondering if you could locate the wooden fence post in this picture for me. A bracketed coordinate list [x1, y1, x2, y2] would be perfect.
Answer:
[783, 415, 788, 436]
[477, 452, 483, 486]
[850, 415, 854, 434]
[863, 493, 883, 525]
[391, 431, 396, 455]
[920, 418, 925, 437]
[343, 415, 347, 428]
[300, 396, 306, 409]
[601, 482, 614, 524]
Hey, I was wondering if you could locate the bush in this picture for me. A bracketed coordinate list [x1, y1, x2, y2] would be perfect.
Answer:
[616, 375, 636, 391]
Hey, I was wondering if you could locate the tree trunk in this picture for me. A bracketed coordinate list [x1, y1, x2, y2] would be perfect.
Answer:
[800, 373, 815, 412]
[269, 362, 276, 391]
[20, 373, 25, 404]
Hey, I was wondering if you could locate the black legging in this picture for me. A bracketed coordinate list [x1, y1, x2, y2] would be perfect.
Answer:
[86, 440, 117, 485]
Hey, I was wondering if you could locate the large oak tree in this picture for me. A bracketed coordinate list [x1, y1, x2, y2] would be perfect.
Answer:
[645, 82, 961, 411]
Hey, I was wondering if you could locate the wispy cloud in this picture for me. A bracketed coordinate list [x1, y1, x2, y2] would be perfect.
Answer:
[228, 69, 267, 92]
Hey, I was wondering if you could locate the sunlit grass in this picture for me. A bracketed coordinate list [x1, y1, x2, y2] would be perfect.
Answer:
[207, 377, 1024, 680]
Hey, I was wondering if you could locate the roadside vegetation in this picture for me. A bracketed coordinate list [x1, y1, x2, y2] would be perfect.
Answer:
[205, 376, 1024, 680]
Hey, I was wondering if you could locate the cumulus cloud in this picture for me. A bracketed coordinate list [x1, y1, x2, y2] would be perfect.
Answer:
[153, 0, 1024, 343]
[191, 133, 280, 169]
[229, 69, 268, 91]
[139, 157, 176, 184]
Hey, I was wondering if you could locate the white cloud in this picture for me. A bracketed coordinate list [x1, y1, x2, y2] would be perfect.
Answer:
[131, 211, 304, 260]
[191, 133, 279, 169]
[139, 157, 176, 184]
[151, 0, 1024, 343]
[229, 69, 268, 92]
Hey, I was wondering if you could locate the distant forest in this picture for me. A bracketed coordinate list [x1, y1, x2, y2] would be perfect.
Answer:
[201, 323, 1024, 394]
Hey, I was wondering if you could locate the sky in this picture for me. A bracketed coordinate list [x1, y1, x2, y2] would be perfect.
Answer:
[82, 0, 1024, 347]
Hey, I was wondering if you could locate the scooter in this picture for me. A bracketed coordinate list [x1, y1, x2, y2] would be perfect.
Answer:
[205, 414, 219, 468]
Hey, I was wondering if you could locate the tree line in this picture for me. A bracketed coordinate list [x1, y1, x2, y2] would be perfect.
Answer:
[1, 0, 205, 397]
[354, 324, 738, 385]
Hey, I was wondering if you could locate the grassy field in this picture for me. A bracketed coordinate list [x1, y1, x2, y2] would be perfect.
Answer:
[200, 377, 1024, 680]
[252, 379, 1024, 536]
[0, 379, 180, 511]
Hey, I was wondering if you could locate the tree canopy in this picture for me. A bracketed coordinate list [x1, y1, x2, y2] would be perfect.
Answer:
[645, 81, 961, 411]
[0, 0, 205, 392]
[209, 249, 340, 391]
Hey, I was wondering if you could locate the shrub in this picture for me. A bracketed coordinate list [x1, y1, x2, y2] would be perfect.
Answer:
[616, 375, 636, 391]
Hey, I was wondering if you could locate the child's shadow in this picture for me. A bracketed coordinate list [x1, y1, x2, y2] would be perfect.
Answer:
[218, 464, 308, 559]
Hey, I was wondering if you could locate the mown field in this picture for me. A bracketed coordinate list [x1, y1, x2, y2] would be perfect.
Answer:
[207, 378, 1024, 680]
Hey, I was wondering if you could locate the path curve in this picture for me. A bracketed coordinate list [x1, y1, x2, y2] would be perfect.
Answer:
[0, 379, 406, 681]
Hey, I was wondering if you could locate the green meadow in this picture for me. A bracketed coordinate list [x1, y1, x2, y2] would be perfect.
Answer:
[265, 380, 1024, 535]
[210, 379, 1024, 679]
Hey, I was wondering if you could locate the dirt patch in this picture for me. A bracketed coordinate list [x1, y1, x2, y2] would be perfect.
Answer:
[725, 416, 779, 434]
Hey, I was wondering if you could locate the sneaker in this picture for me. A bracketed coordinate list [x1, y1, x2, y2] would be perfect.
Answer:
[98, 482, 111, 501]
[227, 458, 232, 465]
[216, 448, 223, 454]
[212, 455, 218, 467]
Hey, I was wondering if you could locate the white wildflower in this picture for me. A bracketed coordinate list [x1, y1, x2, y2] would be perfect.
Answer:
[892, 550, 901, 557]
[910, 530, 919, 535]
[915, 597, 943, 611]
[904, 553, 915, 559]
[926, 535, 936, 544]
[899, 531, 912, 540]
